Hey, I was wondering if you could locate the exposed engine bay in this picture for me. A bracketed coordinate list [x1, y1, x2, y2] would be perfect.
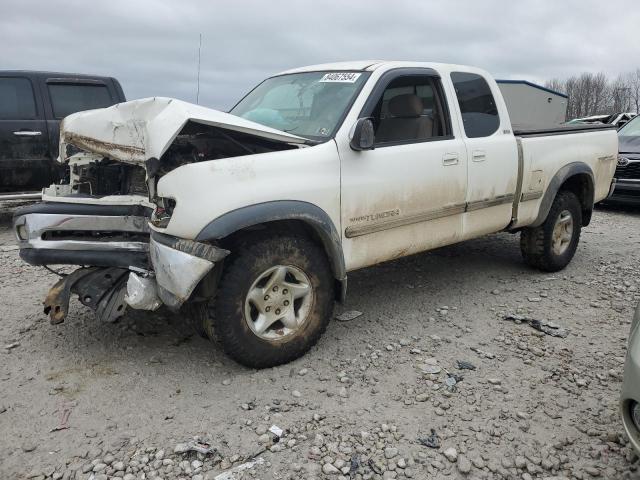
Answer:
[153, 121, 299, 179]
[70, 159, 148, 197]
[49, 121, 300, 202]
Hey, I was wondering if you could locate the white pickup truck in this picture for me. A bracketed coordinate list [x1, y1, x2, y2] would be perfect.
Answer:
[13, 61, 618, 368]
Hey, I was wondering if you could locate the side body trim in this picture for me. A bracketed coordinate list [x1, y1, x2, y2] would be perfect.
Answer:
[345, 204, 466, 238]
[521, 191, 544, 202]
[466, 194, 515, 212]
[345, 193, 515, 239]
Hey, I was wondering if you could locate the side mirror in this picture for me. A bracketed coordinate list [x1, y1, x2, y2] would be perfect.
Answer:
[350, 118, 375, 151]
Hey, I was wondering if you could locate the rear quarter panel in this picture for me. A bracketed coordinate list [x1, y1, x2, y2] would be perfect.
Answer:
[513, 129, 618, 228]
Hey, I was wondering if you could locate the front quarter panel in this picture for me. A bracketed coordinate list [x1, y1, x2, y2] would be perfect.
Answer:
[154, 141, 341, 241]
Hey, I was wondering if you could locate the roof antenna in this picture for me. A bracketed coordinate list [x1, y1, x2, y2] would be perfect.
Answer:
[196, 33, 202, 105]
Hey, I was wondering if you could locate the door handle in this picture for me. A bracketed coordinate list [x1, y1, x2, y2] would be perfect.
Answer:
[442, 153, 459, 166]
[472, 149, 486, 161]
[13, 131, 42, 136]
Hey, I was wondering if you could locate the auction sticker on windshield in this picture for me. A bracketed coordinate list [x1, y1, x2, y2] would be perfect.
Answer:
[319, 72, 362, 83]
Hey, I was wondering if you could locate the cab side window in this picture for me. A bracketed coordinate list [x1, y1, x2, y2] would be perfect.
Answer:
[47, 83, 113, 119]
[371, 75, 450, 145]
[0, 77, 37, 120]
[450, 72, 499, 138]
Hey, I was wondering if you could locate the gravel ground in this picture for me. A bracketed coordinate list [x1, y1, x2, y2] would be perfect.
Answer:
[1, 204, 639, 480]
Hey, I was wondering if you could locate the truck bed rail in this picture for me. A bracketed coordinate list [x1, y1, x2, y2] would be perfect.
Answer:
[513, 123, 617, 138]
[0, 191, 42, 201]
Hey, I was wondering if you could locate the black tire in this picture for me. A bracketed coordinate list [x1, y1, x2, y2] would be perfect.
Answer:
[182, 302, 210, 339]
[520, 190, 582, 272]
[198, 233, 334, 368]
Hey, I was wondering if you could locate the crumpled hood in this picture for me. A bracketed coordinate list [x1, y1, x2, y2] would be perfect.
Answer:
[59, 97, 308, 164]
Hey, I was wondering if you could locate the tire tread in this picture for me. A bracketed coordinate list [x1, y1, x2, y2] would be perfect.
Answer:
[520, 190, 582, 272]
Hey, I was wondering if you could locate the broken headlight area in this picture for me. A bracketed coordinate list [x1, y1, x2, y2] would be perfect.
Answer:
[70, 158, 148, 197]
[150, 197, 176, 228]
[48, 149, 150, 200]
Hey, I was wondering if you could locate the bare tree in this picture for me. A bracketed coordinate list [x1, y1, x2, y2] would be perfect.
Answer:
[627, 69, 640, 114]
[546, 69, 640, 120]
[609, 74, 632, 112]
[545, 78, 565, 94]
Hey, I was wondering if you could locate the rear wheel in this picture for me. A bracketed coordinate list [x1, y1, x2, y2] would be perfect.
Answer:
[197, 233, 334, 368]
[520, 190, 582, 272]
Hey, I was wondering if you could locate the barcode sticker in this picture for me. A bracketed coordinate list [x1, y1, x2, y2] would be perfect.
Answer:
[319, 72, 362, 83]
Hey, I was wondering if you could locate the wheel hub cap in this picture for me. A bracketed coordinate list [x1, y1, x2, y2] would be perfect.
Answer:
[244, 265, 313, 340]
[551, 209, 574, 256]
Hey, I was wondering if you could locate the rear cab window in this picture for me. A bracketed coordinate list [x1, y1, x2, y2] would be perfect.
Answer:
[47, 83, 113, 119]
[450, 72, 499, 138]
[0, 77, 38, 119]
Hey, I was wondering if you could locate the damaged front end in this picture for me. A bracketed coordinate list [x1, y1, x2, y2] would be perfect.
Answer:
[15, 97, 305, 324]
[41, 234, 229, 324]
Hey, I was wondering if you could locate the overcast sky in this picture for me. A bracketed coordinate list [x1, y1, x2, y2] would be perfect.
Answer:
[1, 0, 639, 110]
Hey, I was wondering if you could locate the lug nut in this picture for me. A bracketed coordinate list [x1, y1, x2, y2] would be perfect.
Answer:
[282, 289, 288, 294]
[265, 306, 271, 312]
[284, 300, 290, 306]
[264, 295, 270, 301]
[275, 308, 281, 315]
[273, 286, 278, 292]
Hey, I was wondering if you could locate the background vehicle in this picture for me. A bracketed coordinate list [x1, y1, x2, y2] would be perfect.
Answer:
[0, 71, 125, 196]
[13, 61, 618, 368]
[609, 115, 640, 203]
[621, 302, 640, 455]
[568, 112, 636, 128]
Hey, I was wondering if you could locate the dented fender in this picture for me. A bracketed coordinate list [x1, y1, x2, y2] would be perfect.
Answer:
[148, 232, 229, 309]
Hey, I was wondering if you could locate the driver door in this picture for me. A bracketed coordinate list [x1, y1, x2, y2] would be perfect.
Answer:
[337, 69, 468, 271]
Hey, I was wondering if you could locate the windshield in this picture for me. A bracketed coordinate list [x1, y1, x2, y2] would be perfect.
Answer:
[230, 71, 370, 141]
[619, 115, 640, 136]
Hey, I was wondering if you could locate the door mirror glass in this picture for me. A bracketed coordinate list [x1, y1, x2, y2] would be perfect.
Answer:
[350, 117, 375, 151]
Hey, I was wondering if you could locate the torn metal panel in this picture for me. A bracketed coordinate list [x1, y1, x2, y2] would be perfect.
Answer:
[59, 97, 308, 165]
[44, 268, 94, 324]
[73, 267, 129, 323]
[43, 267, 129, 324]
[149, 235, 227, 309]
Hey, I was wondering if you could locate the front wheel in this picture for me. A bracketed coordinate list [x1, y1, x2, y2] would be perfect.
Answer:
[199, 233, 334, 368]
[520, 190, 583, 272]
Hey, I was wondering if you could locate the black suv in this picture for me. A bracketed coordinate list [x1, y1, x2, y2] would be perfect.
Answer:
[0, 71, 125, 193]
[611, 115, 640, 203]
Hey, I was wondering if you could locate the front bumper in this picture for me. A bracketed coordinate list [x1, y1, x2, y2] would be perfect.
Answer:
[13, 202, 151, 269]
[13, 201, 230, 322]
[621, 302, 640, 454]
[608, 179, 640, 204]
